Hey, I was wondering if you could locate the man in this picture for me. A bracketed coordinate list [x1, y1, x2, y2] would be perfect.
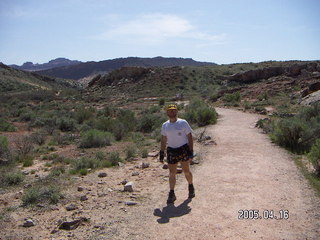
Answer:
[160, 104, 195, 204]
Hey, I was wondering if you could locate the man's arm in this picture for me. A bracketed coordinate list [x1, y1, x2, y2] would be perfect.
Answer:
[161, 135, 167, 151]
[187, 133, 193, 158]
[160, 135, 167, 162]
[187, 133, 193, 151]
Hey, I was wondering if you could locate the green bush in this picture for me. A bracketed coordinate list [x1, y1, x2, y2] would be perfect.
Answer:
[271, 104, 320, 153]
[117, 109, 137, 132]
[22, 155, 34, 167]
[96, 112, 135, 141]
[184, 98, 218, 127]
[79, 130, 113, 148]
[107, 152, 122, 166]
[308, 139, 320, 176]
[0, 119, 16, 132]
[56, 117, 76, 132]
[14, 135, 33, 156]
[125, 145, 137, 160]
[19, 110, 36, 122]
[111, 121, 126, 141]
[48, 167, 65, 177]
[159, 98, 166, 106]
[95, 151, 106, 161]
[75, 106, 95, 124]
[138, 113, 165, 133]
[0, 135, 10, 159]
[223, 92, 241, 103]
[2, 171, 24, 186]
[95, 117, 114, 132]
[22, 185, 62, 206]
[141, 148, 148, 158]
[79, 168, 88, 175]
[72, 157, 100, 171]
[30, 131, 46, 145]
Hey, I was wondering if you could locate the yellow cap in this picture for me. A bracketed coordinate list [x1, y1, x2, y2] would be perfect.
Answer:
[166, 104, 177, 110]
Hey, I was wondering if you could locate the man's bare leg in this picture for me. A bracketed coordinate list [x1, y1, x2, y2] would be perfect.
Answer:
[167, 163, 178, 204]
[181, 160, 195, 198]
[181, 160, 193, 184]
[168, 163, 178, 190]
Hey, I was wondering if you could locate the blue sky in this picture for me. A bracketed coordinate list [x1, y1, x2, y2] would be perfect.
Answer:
[0, 0, 319, 65]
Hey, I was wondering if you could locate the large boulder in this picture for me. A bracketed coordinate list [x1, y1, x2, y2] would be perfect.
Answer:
[229, 67, 284, 83]
[300, 90, 320, 105]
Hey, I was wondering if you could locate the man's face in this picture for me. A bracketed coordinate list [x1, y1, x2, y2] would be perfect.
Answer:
[167, 109, 177, 118]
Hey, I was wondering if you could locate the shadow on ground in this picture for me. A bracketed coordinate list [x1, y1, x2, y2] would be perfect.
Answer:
[153, 199, 192, 224]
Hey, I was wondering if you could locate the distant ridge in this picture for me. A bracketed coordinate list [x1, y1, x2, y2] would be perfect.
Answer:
[35, 56, 216, 80]
[10, 58, 82, 72]
[0, 63, 78, 93]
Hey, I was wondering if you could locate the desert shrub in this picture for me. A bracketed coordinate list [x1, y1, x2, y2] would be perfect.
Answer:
[0, 135, 10, 160]
[27, 90, 55, 102]
[244, 101, 251, 110]
[159, 98, 166, 106]
[308, 139, 320, 176]
[271, 104, 320, 153]
[130, 132, 145, 142]
[184, 98, 218, 127]
[22, 185, 62, 206]
[271, 118, 306, 153]
[111, 121, 126, 141]
[19, 110, 36, 122]
[98, 109, 138, 140]
[79, 168, 88, 175]
[142, 105, 161, 114]
[98, 105, 117, 117]
[254, 106, 267, 113]
[300, 103, 320, 121]
[2, 171, 24, 186]
[40, 118, 57, 135]
[258, 92, 268, 101]
[141, 148, 148, 158]
[223, 92, 241, 103]
[72, 157, 100, 171]
[56, 117, 76, 132]
[107, 152, 122, 166]
[79, 129, 113, 148]
[137, 113, 165, 133]
[95, 151, 106, 161]
[30, 131, 46, 145]
[22, 155, 34, 167]
[125, 144, 137, 160]
[75, 106, 95, 124]
[117, 109, 137, 130]
[52, 132, 77, 145]
[196, 106, 218, 126]
[14, 135, 33, 156]
[209, 92, 219, 102]
[48, 167, 65, 177]
[95, 117, 114, 132]
[0, 118, 16, 132]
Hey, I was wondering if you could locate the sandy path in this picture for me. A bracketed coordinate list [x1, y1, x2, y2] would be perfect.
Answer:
[147, 108, 320, 240]
[2, 108, 319, 240]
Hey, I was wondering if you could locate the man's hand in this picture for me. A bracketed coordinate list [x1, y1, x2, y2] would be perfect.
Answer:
[159, 150, 165, 162]
[188, 149, 194, 159]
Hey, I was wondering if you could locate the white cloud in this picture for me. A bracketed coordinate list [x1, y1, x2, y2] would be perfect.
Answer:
[94, 13, 226, 45]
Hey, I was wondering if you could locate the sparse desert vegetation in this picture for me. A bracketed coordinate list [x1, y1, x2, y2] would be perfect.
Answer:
[1, 60, 320, 239]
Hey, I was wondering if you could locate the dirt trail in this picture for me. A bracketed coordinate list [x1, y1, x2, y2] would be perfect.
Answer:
[147, 108, 320, 240]
[2, 108, 320, 240]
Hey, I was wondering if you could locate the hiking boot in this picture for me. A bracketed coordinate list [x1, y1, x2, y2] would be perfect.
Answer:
[188, 184, 195, 198]
[167, 191, 176, 204]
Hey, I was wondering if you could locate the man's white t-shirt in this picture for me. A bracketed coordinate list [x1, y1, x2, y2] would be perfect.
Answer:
[161, 118, 192, 148]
